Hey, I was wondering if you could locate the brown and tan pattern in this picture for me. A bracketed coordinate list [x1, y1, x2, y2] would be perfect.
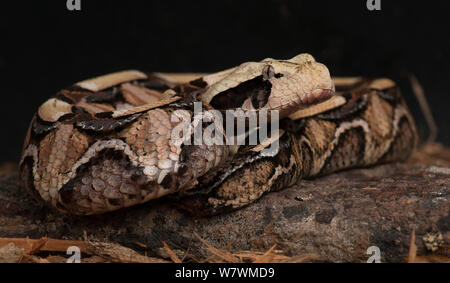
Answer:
[178, 78, 417, 215]
[19, 53, 418, 215]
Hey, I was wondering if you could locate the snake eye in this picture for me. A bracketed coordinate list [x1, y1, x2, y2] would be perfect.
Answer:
[262, 64, 275, 81]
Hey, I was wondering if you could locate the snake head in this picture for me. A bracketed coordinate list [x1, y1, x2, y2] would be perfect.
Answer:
[201, 53, 335, 118]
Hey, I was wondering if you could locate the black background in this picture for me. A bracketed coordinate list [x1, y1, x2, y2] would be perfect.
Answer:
[1, 0, 449, 162]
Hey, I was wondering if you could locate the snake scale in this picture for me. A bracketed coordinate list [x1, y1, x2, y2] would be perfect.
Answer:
[19, 53, 418, 215]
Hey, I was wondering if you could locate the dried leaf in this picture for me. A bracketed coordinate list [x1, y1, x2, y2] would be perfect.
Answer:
[162, 241, 182, 263]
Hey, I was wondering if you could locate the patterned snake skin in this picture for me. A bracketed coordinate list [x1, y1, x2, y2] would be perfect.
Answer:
[19, 54, 417, 215]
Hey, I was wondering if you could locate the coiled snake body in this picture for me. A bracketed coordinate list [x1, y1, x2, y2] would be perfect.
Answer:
[19, 54, 417, 215]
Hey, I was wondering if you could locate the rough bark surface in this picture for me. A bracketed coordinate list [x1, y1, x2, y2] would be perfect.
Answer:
[0, 144, 449, 262]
